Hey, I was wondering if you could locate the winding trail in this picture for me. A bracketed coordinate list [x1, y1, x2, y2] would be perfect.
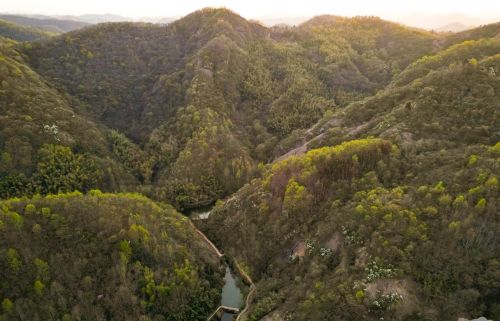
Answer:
[235, 283, 256, 321]
[233, 259, 256, 321]
[189, 220, 224, 257]
[189, 219, 256, 321]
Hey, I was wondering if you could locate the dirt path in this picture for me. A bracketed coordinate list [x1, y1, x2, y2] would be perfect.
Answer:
[236, 284, 256, 321]
[189, 220, 224, 258]
[190, 219, 256, 321]
[274, 132, 326, 162]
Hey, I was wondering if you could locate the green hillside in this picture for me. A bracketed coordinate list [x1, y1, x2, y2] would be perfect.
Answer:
[0, 192, 222, 321]
[295, 16, 438, 94]
[442, 22, 500, 47]
[0, 36, 140, 198]
[307, 38, 500, 149]
[197, 18, 500, 321]
[0, 19, 52, 41]
[20, 8, 448, 209]
[0, 7, 499, 320]
[202, 139, 499, 320]
[0, 15, 88, 34]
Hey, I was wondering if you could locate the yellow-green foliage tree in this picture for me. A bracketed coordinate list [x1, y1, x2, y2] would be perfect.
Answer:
[32, 144, 101, 194]
[0, 192, 223, 321]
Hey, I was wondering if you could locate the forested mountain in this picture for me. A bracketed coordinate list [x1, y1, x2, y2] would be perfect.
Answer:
[200, 20, 500, 321]
[0, 15, 89, 33]
[0, 20, 53, 41]
[295, 16, 438, 91]
[203, 138, 499, 320]
[0, 7, 499, 321]
[0, 36, 139, 197]
[309, 38, 500, 148]
[442, 22, 500, 47]
[197, 18, 500, 320]
[19, 8, 456, 209]
[0, 192, 223, 320]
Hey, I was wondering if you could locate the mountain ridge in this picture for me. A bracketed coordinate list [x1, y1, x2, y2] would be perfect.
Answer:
[0, 9, 499, 320]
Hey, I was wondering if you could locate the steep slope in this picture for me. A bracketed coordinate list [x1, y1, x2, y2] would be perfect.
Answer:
[11, 9, 500, 213]
[0, 19, 52, 41]
[200, 27, 500, 321]
[26, 22, 167, 134]
[0, 36, 138, 197]
[0, 192, 223, 321]
[25, 9, 268, 136]
[391, 38, 500, 88]
[442, 22, 500, 47]
[0, 7, 499, 321]
[202, 141, 500, 321]
[23, 8, 334, 209]
[292, 15, 438, 99]
[22, 8, 441, 210]
[310, 38, 500, 149]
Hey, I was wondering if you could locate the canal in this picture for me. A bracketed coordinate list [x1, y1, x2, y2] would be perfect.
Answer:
[220, 266, 245, 320]
[186, 207, 246, 320]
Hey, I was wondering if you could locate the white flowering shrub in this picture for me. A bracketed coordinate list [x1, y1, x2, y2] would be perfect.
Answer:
[43, 124, 60, 141]
[365, 261, 396, 282]
[305, 239, 315, 253]
[341, 225, 362, 245]
[319, 247, 332, 257]
[371, 292, 403, 310]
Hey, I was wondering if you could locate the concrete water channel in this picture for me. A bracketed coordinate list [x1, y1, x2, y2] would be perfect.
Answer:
[188, 208, 252, 321]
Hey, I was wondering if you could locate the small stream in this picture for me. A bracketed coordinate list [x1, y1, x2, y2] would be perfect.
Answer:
[189, 207, 212, 220]
[187, 208, 245, 320]
[221, 267, 245, 320]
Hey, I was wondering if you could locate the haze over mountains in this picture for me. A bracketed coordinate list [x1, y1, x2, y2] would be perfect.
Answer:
[0, 5, 499, 321]
[1, 10, 498, 30]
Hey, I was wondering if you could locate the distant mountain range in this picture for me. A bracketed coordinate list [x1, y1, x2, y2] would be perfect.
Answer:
[1, 11, 498, 31]
[0, 13, 178, 26]
[390, 12, 499, 31]
[1, 11, 495, 44]
[0, 13, 179, 41]
[0, 14, 89, 33]
[435, 22, 473, 32]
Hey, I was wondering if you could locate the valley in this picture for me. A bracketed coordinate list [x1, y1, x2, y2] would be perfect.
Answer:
[0, 7, 499, 321]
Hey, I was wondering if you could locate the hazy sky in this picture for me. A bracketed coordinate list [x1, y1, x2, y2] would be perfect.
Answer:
[2, 0, 499, 20]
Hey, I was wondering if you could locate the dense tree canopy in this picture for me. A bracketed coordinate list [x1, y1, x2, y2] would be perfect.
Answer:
[19, 9, 452, 208]
[0, 8, 499, 321]
[202, 139, 500, 321]
[0, 192, 223, 321]
[0, 19, 52, 42]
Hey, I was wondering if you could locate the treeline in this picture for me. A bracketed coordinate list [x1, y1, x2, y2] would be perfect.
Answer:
[0, 144, 99, 198]
[14, 9, 456, 209]
[0, 192, 223, 321]
[3, 9, 499, 211]
[0, 19, 52, 42]
[202, 139, 500, 320]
